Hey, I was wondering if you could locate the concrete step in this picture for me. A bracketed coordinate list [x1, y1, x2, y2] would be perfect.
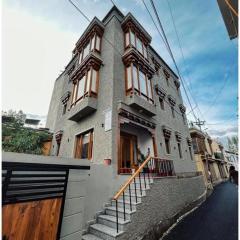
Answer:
[118, 193, 143, 203]
[111, 199, 141, 210]
[130, 182, 151, 190]
[89, 223, 123, 240]
[133, 177, 154, 184]
[98, 214, 130, 231]
[82, 234, 103, 240]
[105, 206, 136, 220]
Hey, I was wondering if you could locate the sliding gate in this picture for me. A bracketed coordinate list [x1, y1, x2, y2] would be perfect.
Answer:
[2, 162, 69, 240]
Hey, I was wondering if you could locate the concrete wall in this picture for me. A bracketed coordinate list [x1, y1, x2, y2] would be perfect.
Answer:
[118, 175, 206, 240]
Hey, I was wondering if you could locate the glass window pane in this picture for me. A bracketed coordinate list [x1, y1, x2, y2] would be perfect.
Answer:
[143, 44, 147, 58]
[72, 84, 77, 104]
[139, 70, 147, 95]
[133, 65, 139, 90]
[130, 30, 135, 47]
[81, 132, 90, 159]
[136, 37, 142, 53]
[77, 76, 85, 99]
[78, 52, 82, 64]
[147, 79, 153, 99]
[95, 36, 101, 51]
[126, 66, 132, 90]
[125, 32, 130, 47]
[91, 69, 97, 92]
[82, 42, 90, 59]
[85, 70, 90, 93]
[90, 35, 95, 51]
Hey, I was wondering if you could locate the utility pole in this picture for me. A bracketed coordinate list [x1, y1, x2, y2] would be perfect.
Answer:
[192, 118, 206, 131]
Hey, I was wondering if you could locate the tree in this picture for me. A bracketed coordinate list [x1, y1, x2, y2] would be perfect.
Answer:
[2, 110, 51, 154]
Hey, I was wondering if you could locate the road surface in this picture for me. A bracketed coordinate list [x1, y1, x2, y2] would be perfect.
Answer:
[163, 181, 238, 240]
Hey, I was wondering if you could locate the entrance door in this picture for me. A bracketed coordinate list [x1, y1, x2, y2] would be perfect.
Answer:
[119, 132, 138, 174]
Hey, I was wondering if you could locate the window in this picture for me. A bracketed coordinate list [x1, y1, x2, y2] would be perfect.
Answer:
[125, 64, 153, 103]
[136, 36, 142, 53]
[90, 35, 95, 51]
[62, 104, 67, 115]
[82, 42, 90, 60]
[95, 36, 101, 51]
[130, 30, 135, 47]
[159, 98, 164, 110]
[71, 68, 99, 106]
[139, 70, 147, 98]
[75, 130, 93, 159]
[177, 142, 182, 158]
[133, 65, 139, 92]
[126, 66, 132, 90]
[78, 35, 102, 64]
[192, 138, 198, 152]
[165, 137, 171, 154]
[124, 30, 148, 59]
[182, 113, 186, 125]
[77, 75, 86, 100]
[189, 146, 193, 160]
[125, 32, 130, 47]
[171, 107, 175, 118]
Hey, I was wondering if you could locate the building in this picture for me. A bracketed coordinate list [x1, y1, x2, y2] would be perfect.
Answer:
[190, 127, 228, 187]
[46, 6, 196, 174]
[46, 6, 205, 240]
[225, 150, 238, 170]
[217, 0, 238, 39]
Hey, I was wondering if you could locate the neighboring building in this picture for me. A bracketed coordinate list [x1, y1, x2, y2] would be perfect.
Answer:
[24, 118, 41, 129]
[225, 150, 238, 170]
[217, 0, 238, 39]
[190, 127, 228, 187]
[46, 6, 196, 175]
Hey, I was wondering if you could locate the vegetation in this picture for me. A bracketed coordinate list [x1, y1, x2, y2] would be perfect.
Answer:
[2, 110, 51, 155]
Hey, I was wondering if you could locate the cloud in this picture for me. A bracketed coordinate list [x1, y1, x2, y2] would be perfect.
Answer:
[2, 4, 79, 116]
[208, 126, 238, 137]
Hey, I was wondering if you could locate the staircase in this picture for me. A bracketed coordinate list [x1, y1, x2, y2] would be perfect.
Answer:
[82, 157, 174, 240]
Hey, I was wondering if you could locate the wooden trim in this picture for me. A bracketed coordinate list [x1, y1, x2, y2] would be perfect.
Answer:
[152, 135, 158, 157]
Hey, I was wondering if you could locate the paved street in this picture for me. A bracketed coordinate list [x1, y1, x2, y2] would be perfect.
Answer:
[163, 182, 238, 240]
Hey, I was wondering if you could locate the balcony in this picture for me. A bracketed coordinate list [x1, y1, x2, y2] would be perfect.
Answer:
[68, 97, 97, 122]
[125, 94, 156, 117]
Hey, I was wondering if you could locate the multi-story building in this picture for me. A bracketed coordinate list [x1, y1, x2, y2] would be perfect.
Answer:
[225, 150, 238, 171]
[45, 6, 206, 239]
[190, 127, 228, 187]
[46, 6, 196, 175]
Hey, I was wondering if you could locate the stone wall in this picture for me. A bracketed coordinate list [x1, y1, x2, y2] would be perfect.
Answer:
[117, 175, 206, 240]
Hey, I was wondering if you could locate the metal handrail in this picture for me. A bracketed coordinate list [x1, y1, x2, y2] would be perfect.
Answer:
[113, 155, 152, 200]
[113, 156, 175, 233]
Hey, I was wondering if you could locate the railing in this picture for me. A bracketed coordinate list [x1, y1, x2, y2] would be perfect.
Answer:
[113, 156, 175, 232]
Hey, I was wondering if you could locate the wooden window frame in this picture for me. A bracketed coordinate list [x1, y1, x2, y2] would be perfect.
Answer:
[171, 106, 175, 118]
[164, 137, 171, 155]
[75, 130, 93, 160]
[125, 64, 154, 104]
[159, 98, 165, 110]
[71, 67, 99, 107]
[177, 142, 182, 158]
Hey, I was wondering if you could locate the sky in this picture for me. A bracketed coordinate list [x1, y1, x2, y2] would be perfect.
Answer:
[2, 0, 238, 145]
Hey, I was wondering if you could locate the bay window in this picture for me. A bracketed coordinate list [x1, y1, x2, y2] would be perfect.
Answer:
[78, 34, 101, 64]
[125, 64, 153, 103]
[71, 67, 99, 107]
[124, 30, 148, 59]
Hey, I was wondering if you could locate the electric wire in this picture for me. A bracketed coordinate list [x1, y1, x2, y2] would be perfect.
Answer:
[145, 0, 199, 121]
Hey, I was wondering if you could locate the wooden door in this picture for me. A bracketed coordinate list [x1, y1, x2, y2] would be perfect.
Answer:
[119, 132, 138, 173]
[2, 198, 62, 240]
